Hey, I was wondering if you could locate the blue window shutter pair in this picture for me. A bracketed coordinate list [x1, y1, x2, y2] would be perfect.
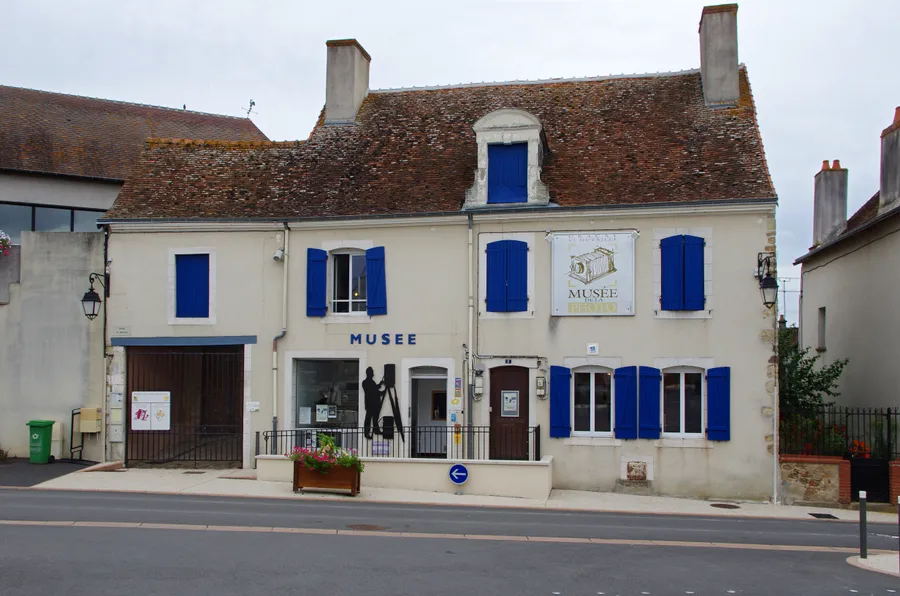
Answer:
[306, 247, 387, 317]
[549, 366, 572, 438]
[660, 235, 705, 311]
[175, 253, 209, 318]
[485, 240, 528, 312]
[487, 143, 528, 204]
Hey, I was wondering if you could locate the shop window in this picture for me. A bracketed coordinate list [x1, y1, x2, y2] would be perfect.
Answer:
[487, 143, 527, 204]
[660, 234, 705, 311]
[307, 247, 387, 317]
[73, 209, 100, 232]
[34, 206, 71, 232]
[572, 368, 613, 434]
[0, 202, 105, 243]
[293, 359, 360, 434]
[485, 239, 528, 312]
[0, 203, 31, 244]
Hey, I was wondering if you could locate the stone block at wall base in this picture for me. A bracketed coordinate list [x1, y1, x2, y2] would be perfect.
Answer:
[779, 454, 845, 506]
[614, 479, 653, 496]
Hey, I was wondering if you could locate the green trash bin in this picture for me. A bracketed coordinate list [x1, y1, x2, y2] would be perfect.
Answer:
[26, 420, 54, 464]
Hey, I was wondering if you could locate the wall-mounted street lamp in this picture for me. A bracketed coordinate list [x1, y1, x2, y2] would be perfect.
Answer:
[80, 273, 108, 321]
[756, 252, 778, 309]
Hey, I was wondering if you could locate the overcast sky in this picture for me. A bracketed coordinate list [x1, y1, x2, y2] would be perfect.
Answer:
[3, 0, 898, 324]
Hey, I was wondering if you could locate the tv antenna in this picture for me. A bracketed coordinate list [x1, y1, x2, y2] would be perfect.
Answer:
[242, 99, 257, 117]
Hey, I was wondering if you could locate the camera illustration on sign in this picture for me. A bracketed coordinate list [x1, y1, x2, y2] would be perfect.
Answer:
[551, 232, 636, 316]
[568, 247, 616, 285]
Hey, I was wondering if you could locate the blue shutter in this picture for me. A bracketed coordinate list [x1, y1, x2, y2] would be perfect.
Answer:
[485, 240, 508, 312]
[175, 253, 209, 318]
[306, 248, 327, 317]
[706, 367, 731, 441]
[638, 366, 662, 440]
[660, 235, 684, 311]
[683, 235, 705, 311]
[487, 144, 528, 204]
[506, 240, 528, 312]
[549, 366, 571, 438]
[366, 246, 387, 316]
[614, 366, 637, 439]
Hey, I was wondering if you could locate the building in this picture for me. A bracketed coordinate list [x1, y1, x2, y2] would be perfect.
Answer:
[794, 107, 900, 409]
[99, 4, 779, 500]
[0, 85, 267, 461]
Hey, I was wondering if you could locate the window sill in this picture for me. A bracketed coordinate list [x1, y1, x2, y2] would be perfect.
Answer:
[323, 315, 372, 325]
[816, 347, 826, 353]
[169, 317, 216, 325]
[564, 436, 621, 447]
[655, 437, 713, 449]
[654, 310, 712, 320]
[479, 310, 535, 320]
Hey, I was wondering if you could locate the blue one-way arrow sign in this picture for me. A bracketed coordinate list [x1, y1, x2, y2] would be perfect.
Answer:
[449, 463, 469, 485]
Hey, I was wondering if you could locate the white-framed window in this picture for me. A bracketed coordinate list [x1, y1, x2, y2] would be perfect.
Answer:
[661, 367, 704, 437]
[331, 250, 367, 314]
[572, 366, 614, 436]
[167, 247, 216, 325]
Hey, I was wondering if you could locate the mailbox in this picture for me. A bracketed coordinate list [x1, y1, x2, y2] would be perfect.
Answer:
[79, 407, 103, 433]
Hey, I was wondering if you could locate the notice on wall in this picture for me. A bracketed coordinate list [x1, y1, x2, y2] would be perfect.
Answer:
[131, 391, 171, 431]
[551, 232, 636, 316]
[372, 441, 390, 456]
[501, 391, 519, 417]
[297, 407, 312, 425]
[450, 378, 463, 414]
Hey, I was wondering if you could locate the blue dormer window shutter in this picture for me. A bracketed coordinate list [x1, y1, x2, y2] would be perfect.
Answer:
[660, 235, 684, 311]
[485, 241, 508, 312]
[506, 240, 528, 312]
[614, 366, 637, 439]
[366, 246, 387, 316]
[306, 248, 328, 317]
[683, 235, 705, 311]
[706, 367, 731, 441]
[549, 366, 571, 438]
[638, 366, 662, 439]
[175, 253, 209, 318]
[487, 143, 528, 204]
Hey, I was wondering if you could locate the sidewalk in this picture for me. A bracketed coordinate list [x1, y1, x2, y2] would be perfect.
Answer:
[20, 466, 899, 524]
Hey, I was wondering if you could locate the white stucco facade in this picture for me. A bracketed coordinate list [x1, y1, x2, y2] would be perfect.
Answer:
[103, 201, 778, 500]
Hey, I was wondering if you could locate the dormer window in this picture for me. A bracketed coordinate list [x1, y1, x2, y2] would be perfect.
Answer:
[465, 109, 550, 209]
[487, 143, 528, 203]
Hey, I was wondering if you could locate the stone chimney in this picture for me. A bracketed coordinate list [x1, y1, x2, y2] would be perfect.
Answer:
[325, 39, 371, 125]
[812, 160, 848, 246]
[699, 4, 739, 108]
[878, 107, 900, 215]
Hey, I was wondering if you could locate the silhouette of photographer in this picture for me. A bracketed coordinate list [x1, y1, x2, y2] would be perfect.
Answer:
[362, 366, 384, 439]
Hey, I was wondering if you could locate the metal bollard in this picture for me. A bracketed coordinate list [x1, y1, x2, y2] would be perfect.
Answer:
[859, 490, 867, 559]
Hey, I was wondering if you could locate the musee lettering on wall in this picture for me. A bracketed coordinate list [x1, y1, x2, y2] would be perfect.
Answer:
[350, 333, 417, 345]
[551, 231, 636, 316]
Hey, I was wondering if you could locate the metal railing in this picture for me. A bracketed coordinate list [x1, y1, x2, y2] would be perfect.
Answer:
[127, 425, 243, 465]
[780, 406, 899, 459]
[261, 425, 541, 462]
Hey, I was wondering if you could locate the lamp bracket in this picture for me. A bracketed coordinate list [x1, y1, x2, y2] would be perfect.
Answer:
[89, 272, 110, 298]
[756, 252, 775, 281]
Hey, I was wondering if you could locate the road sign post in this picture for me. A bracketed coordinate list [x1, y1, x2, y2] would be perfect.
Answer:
[449, 463, 469, 486]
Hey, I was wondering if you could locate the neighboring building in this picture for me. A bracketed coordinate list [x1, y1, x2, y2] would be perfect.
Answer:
[100, 4, 779, 500]
[794, 107, 900, 409]
[0, 85, 267, 461]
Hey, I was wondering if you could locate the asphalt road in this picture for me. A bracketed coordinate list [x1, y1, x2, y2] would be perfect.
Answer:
[0, 489, 898, 595]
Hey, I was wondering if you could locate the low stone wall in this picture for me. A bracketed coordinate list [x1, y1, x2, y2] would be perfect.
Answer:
[779, 454, 849, 505]
[256, 455, 554, 500]
[891, 461, 900, 506]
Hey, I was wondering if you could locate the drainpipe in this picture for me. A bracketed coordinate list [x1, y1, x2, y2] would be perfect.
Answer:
[466, 213, 475, 458]
[271, 223, 290, 454]
[102, 226, 109, 463]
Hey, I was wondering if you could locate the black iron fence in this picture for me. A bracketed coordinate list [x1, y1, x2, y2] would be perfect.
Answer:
[128, 425, 243, 465]
[261, 425, 541, 462]
[780, 406, 899, 459]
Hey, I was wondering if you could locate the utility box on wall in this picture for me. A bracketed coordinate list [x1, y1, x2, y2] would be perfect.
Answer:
[79, 407, 103, 433]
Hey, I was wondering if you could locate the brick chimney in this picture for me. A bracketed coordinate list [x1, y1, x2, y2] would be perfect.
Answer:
[878, 106, 900, 215]
[699, 4, 739, 108]
[812, 160, 848, 247]
[325, 39, 371, 125]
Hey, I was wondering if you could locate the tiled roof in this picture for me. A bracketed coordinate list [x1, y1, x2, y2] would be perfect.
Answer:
[846, 192, 880, 232]
[0, 85, 268, 180]
[105, 68, 775, 220]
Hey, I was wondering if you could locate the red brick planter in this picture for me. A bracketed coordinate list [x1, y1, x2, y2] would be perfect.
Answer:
[292, 461, 360, 496]
[779, 454, 851, 505]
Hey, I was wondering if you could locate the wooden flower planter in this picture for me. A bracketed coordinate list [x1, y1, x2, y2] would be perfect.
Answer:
[293, 460, 360, 496]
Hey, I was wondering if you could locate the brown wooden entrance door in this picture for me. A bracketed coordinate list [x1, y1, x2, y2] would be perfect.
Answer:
[489, 366, 530, 460]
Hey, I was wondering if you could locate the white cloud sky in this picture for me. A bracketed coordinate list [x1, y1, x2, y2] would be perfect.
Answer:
[3, 0, 897, 324]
